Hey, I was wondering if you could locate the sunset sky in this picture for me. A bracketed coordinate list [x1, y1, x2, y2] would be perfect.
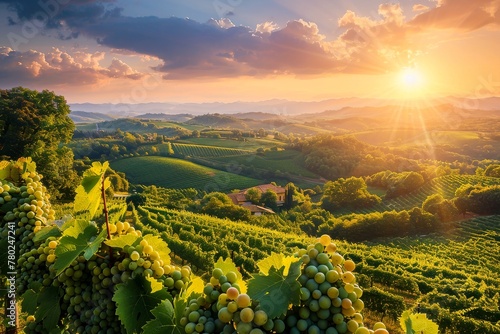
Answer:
[1, 0, 499, 104]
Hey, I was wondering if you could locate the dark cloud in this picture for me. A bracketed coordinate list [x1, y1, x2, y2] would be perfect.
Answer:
[0, 0, 118, 28]
[65, 15, 342, 78]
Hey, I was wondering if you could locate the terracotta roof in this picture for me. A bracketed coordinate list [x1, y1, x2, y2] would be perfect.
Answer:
[243, 183, 285, 194]
[241, 203, 275, 214]
[227, 192, 247, 205]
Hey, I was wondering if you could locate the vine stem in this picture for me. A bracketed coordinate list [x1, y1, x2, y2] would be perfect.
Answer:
[101, 176, 111, 240]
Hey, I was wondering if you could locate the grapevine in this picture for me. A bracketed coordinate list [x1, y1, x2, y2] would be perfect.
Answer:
[1, 157, 399, 333]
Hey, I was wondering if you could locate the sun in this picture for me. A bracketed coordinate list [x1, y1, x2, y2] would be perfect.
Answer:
[399, 67, 424, 88]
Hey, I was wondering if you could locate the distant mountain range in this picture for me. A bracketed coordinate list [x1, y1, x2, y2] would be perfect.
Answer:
[69, 97, 500, 125]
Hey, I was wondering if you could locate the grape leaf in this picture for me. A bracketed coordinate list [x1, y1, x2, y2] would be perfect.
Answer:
[143, 234, 171, 265]
[214, 257, 246, 293]
[105, 234, 140, 249]
[146, 275, 164, 294]
[185, 276, 205, 299]
[113, 276, 171, 334]
[257, 252, 298, 276]
[400, 311, 438, 334]
[33, 225, 61, 243]
[247, 259, 302, 318]
[0, 160, 11, 180]
[21, 290, 38, 314]
[35, 286, 61, 331]
[74, 161, 109, 220]
[142, 300, 182, 334]
[54, 220, 106, 276]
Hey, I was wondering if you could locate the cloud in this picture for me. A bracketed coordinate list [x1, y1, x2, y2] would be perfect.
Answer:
[0, 46, 144, 86]
[336, 4, 411, 72]
[2, 0, 499, 81]
[413, 4, 430, 12]
[0, 0, 117, 27]
[61, 15, 343, 78]
[409, 0, 500, 30]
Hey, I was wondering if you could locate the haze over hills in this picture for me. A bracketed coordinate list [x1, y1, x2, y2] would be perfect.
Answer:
[69, 96, 499, 121]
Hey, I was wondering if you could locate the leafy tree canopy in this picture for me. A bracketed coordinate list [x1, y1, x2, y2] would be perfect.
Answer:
[321, 176, 381, 211]
[0, 87, 77, 199]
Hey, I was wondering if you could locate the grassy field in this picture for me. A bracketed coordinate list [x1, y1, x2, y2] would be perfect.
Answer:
[110, 156, 262, 191]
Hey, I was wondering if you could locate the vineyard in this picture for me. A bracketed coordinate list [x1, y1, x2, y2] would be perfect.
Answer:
[213, 150, 320, 179]
[164, 143, 252, 158]
[2, 159, 406, 334]
[110, 156, 262, 192]
[133, 205, 500, 333]
[351, 174, 500, 215]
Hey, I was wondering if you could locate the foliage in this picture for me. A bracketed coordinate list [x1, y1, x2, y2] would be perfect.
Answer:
[245, 187, 262, 204]
[321, 176, 381, 211]
[454, 184, 500, 215]
[0, 87, 78, 199]
[261, 189, 279, 211]
[199, 192, 251, 221]
[367, 170, 425, 199]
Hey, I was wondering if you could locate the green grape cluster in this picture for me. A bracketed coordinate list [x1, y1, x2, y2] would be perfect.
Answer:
[16, 237, 58, 295]
[285, 234, 390, 334]
[0, 169, 55, 257]
[181, 267, 283, 334]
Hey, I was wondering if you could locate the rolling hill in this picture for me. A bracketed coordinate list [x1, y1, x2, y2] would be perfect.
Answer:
[110, 156, 262, 191]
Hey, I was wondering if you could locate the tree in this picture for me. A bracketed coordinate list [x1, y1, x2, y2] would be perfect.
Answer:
[0, 87, 77, 199]
[199, 192, 251, 221]
[321, 177, 381, 211]
[261, 190, 278, 211]
[165, 142, 174, 155]
[245, 187, 262, 204]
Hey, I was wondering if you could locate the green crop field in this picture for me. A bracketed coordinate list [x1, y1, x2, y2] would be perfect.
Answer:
[213, 149, 320, 179]
[110, 156, 262, 191]
[165, 143, 251, 157]
[178, 137, 285, 150]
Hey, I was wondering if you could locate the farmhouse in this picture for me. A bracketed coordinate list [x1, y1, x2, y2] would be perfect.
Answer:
[227, 183, 286, 215]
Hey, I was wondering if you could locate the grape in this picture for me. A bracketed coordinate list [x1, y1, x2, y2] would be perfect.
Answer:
[236, 293, 251, 308]
[297, 319, 308, 331]
[331, 253, 344, 265]
[227, 301, 238, 313]
[314, 272, 326, 284]
[273, 319, 286, 333]
[355, 327, 370, 334]
[316, 252, 330, 265]
[226, 287, 239, 300]
[218, 307, 232, 323]
[226, 271, 238, 283]
[347, 319, 359, 332]
[253, 310, 268, 326]
[318, 234, 332, 246]
[239, 307, 254, 323]
[130, 251, 140, 261]
[373, 329, 389, 334]
[212, 267, 223, 279]
[236, 321, 253, 334]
